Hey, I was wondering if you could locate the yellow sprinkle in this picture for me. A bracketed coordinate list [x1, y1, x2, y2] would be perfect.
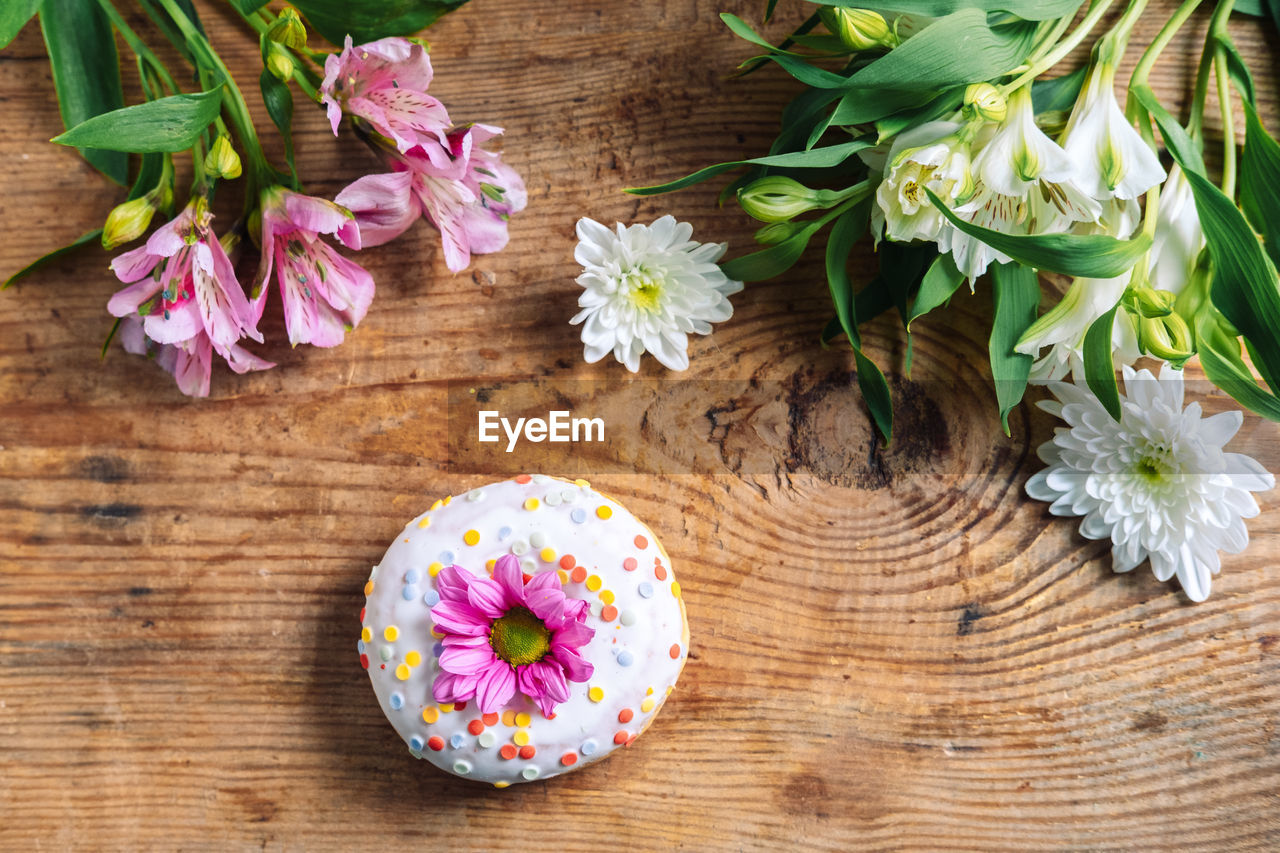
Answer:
[515, 712, 532, 727]
[585, 574, 602, 592]
[463, 529, 480, 546]
[513, 729, 530, 746]
[640, 697, 656, 713]
[557, 570, 568, 584]
[383, 625, 399, 642]
[588, 686, 604, 703]
[646, 687, 654, 696]
[363, 580, 374, 596]
[430, 629, 443, 639]
[666, 685, 674, 695]
[487, 559, 497, 572]
[600, 590, 615, 605]
[430, 499, 443, 511]
[422, 707, 439, 724]
[494, 781, 509, 789]
[671, 581, 682, 598]
[428, 562, 443, 577]
[575, 479, 590, 487]
[405, 650, 422, 667]
[394, 664, 410, 681]
[502, 710, 517, 726]
[595, 505, 612, 520]
[360, 627, 372, 643]
[417, 517, 431, 528]
[444, 495, 452, 505]
[524, 497, 540, 511]
[539, 547, 556, 562]
[439, 703, 454, 713]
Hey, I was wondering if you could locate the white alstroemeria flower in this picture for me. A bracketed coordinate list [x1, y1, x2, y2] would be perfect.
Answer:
[571, 216, 742, 372]
[1016, 273, 1140, 382]
[873, 121, 974, 245]
[1060, 62, 1165, 204]
[1026, 364, 1274, 602]
[1148, 163, 1204, 295]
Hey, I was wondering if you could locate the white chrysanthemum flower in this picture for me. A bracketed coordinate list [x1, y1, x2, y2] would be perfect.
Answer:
[1026, 364, 1274, 602]
[571, 216, 743, 372]
[1060, 62, 1165, 204]
[873, 121, 974, 245]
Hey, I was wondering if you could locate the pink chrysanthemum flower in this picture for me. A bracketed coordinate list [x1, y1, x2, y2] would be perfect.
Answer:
[430, 554, 594, 716]
[335, 124, 526, 272]
[254, 187, 375, 348]
[319, 35, 451, 153]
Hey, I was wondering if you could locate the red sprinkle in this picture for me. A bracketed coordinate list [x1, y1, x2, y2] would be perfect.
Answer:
[618, 708, 634, 724]
[522, 573, 532, 584]
[482, 712, 499, 726]
[518, 745, 536, 759]
[655, 565, 668, 581]
[427, 736, 445, 752]
[601, 605, 618, 622]
[467, 719, 485, 736]
[514, 474, 532, 484]
[634, 535, 648, 549]
[561, 752, 578, 767]
[454, 701, 467, 712]
[499, 744, 517, 760]
[669, 644, 680, 659]
[359, 654, 369, 669]
[622, 557, 638, 571]
[613, 731, 630, 745]
[359, 606, 366, 623]
[570, 566, 588, 584]
[559, 555, 576, 571]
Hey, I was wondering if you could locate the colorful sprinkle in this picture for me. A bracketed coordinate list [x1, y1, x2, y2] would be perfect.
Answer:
[619, 609, 637, 627]
[634, 535, 648, 549]
[417, 517, 431, 528]
[468, 719, 485, 736]
[515, 712, 532, 727]
[395, 664, 410, 680]
[402, 586, 417, 601]
[570, 566, 588, 584]
[359, 653, 369, 669]
[618, 708, 634, 723]
[363, 580, 374, 596]
[439, 703, 455, 713]
[530, 532, 548, 548]
[671, 581, 682, 598]
[596, 506, 612, 520]
[601, 605, 618, 622]
[498, 526, 512, 540]
[513, 729, 530, 746]
[454, 760, 473, 774]
[383, 625, 399, 641]
[588, 686, 604, 703]
[405, 568, 420, 584]
[390, 693, 404, 711]
[532, 474, 550, 484]
[427, 736, 445, 752]
[433, 642, 443, 657]
[486, 559, 497, 572]
[502, 710, 517, 726]
[559, 555, 577, 570]
[405, 650, 422, 666]
[669, 644, 681, 659]
[641, 697, 656, 713]
[463, 529, 480, 546]
[539, 547, 556, 563]
[483, 712, 499, 726]
[515, 474, 532, 484]
[545, 492, 562, 506]
[409, 735, 424, 751]
[524, 498, 540, 511]
[428, 562, 443, 577]
[379, 645, 393, 662]
[613, 731, 630, 745]
[617, 650, 634, 667]
[478, 731, 497, 748]
[519, 745, 537, 760]
[430, 499, 444, 511]
[423, 707, 439, 724]
[581, 739, 598, 756]
[499, 744, 517, 760]
[511, 540, 529, 556]
[520, 557, 537, 574]
[557, 569, 569, 584]
[571, 508, 587, 524]
[561, 489, 578, 503]
[655, 565, 668, 581]
[466, 488, 485, 502]
[439, 551, 455, 564]
[357, 639, 366, 654]
[585, 574, 602, 592]
[600, 590, 616, 605]
[623, 557, 638, 571]
[361, 626, 372, 642]
[521, 766, 539, 780]
[638, 582, 654, 599]
[494, 781, 509, 789]
[575, 479, 590, 487]
[561, 752, 578, 767]
[423, 589, 440, 606]
[450, 733, 465, 748]
[589, 601, 603, 617]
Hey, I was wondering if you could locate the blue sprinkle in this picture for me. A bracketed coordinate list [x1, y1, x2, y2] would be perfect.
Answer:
[423, 589, 440, 606]
[409, 735, 424, 751]
[402, 585, 418, 601]
[638, 582, 654, 599]
[617, 650, 634, 667]
[580, 739, 597, 756]
[357, 639, 366, 654]
[390, 692, 404, 710]
[433, 642, 443, 657]
[571, 508, 587, 524]
[439, 551, 455, 564]
[450, 733, 464, 749]
[498, 526, 512, 540]
[405, 568, 420, 584]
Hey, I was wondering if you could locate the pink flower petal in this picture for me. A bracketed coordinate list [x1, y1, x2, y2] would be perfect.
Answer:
[474, 660, 516, 713]
[106, 277, 163, 317]
[524, 586, 567, 629]
[466, 576, 508, 620]
[155, 333, 213, 397]
[435, 565, 471, 602]
[429, 600, 490, 636]
[563, 598, 588, 621]
[334, 171, 417, 248]
[551, 620, 593, 650]
[110, 244, 161, 284]
[492, 554, 524, 605]
[283, 191, 355, 238]
[221, 342, 274, 375]
[550, 645, 593, 683]
[143, 297, 202, 345]
[439, 636, 498, 676]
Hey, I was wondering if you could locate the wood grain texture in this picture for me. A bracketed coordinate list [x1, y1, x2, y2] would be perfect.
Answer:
[2, 1, 1280, 850]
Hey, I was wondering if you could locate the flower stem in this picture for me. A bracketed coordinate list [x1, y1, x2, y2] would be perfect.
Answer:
[94, 0, 180, 95]
[1000, 0, 1119, 95]
[1210, 0, 1238, 197]
[1129, 0, 1204, 91]
[1187, 37, 1215, 141]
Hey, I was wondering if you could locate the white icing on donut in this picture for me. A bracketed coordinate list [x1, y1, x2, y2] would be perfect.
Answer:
[360, 475, 688, 785]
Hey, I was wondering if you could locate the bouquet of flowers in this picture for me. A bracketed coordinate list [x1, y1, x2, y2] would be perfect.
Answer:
[1, 0, 524, 395]
[636, 0, 1280, 601]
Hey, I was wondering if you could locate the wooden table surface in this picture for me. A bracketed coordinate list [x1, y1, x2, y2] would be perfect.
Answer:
[3, 1, 1280, 849]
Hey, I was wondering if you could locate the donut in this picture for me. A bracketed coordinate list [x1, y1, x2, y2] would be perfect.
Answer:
[359, 474, 688, 785]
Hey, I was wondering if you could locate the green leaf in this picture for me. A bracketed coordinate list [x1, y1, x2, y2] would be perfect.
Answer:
[826, 207, 863, 348]
[230, 0, 269, 13]
[878, 240, 933, 326]
[53, 85, 225, 153]
[854, 349, 894, 443]
[1266, 0, 1280, 33]
[988, 262, 1039, 433]
[908, 253, 965, 329]
[291, 0, 469, 44]
[39, 0, 127, 184]
[260, 69, 297, 186]
[1031, 66, 1087, 114]
[1196, 311, 1280, 420]
[0, 0, 41, 48]
[873, 88, 964, 141]
[127, 152, 165, 203]
[627, 138, 872, 195]
[1233, 0, 1264, 14]
[831, 86, 939, 128]
[927, 189, 1152, 278]
[1182, 167, 1280, 392]
[1241, 103, 1280, 266]
[1083, 304, 1122, 420]
[3, 229, 102, 290]
[808, 0, 1083, 21]
[1131, 85, 1206, 178]
[1213, 31, 1256, 105]
[720, 13, 804, 56]
[721, 221, 822, 281]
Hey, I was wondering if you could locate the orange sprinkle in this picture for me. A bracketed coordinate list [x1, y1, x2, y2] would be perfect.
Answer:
[561, 752, 578, 767]
[570, 566, 588, 584]
[601, 605, 618, 622]
[669, 644, 681, 659]
[518, 745, 536, 759]
[482, 712, 499, 726]
[502, 710, 517, 727]
[559, 554, 576, 570]
[499, 744, 517, 760]
[618, 708, 634, 724]
[363, 580, 374, 596]
[655, 565, 668, 581]
[613, 731, 629, 745]
[622, 557, 638, 571]
[514, 474, 532, 484]
[634, 535, 648, 549]
[467, 719, 485, 736]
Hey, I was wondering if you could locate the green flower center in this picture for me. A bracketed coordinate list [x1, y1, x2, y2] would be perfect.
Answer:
[489, 606, 551, 667]
[625, 269, 663, 312]
[1136, 457, 1163, 483]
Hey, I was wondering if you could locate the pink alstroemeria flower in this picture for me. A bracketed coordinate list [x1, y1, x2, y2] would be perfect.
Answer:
[107, 198, 272, 396]
[255, 187, 375, 348]
[430, 554, 594, 716]
[335, 124, 527, 272]
[319, 35, 451, 153]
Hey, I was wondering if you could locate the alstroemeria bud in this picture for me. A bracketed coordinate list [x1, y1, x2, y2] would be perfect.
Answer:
[819, 7, 894, 52]
[1129, 285, 1175, 319]
[1138, 312, 1195, 367]
[754, 221, 806, 245]
[738, 176, 827, 223]
[204, 136, 242, 180]
[266, 8, 307, 49]
[266, 44, 295, 81]
[964, 83, 1007, 123]
[102, 196, 157, 250]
